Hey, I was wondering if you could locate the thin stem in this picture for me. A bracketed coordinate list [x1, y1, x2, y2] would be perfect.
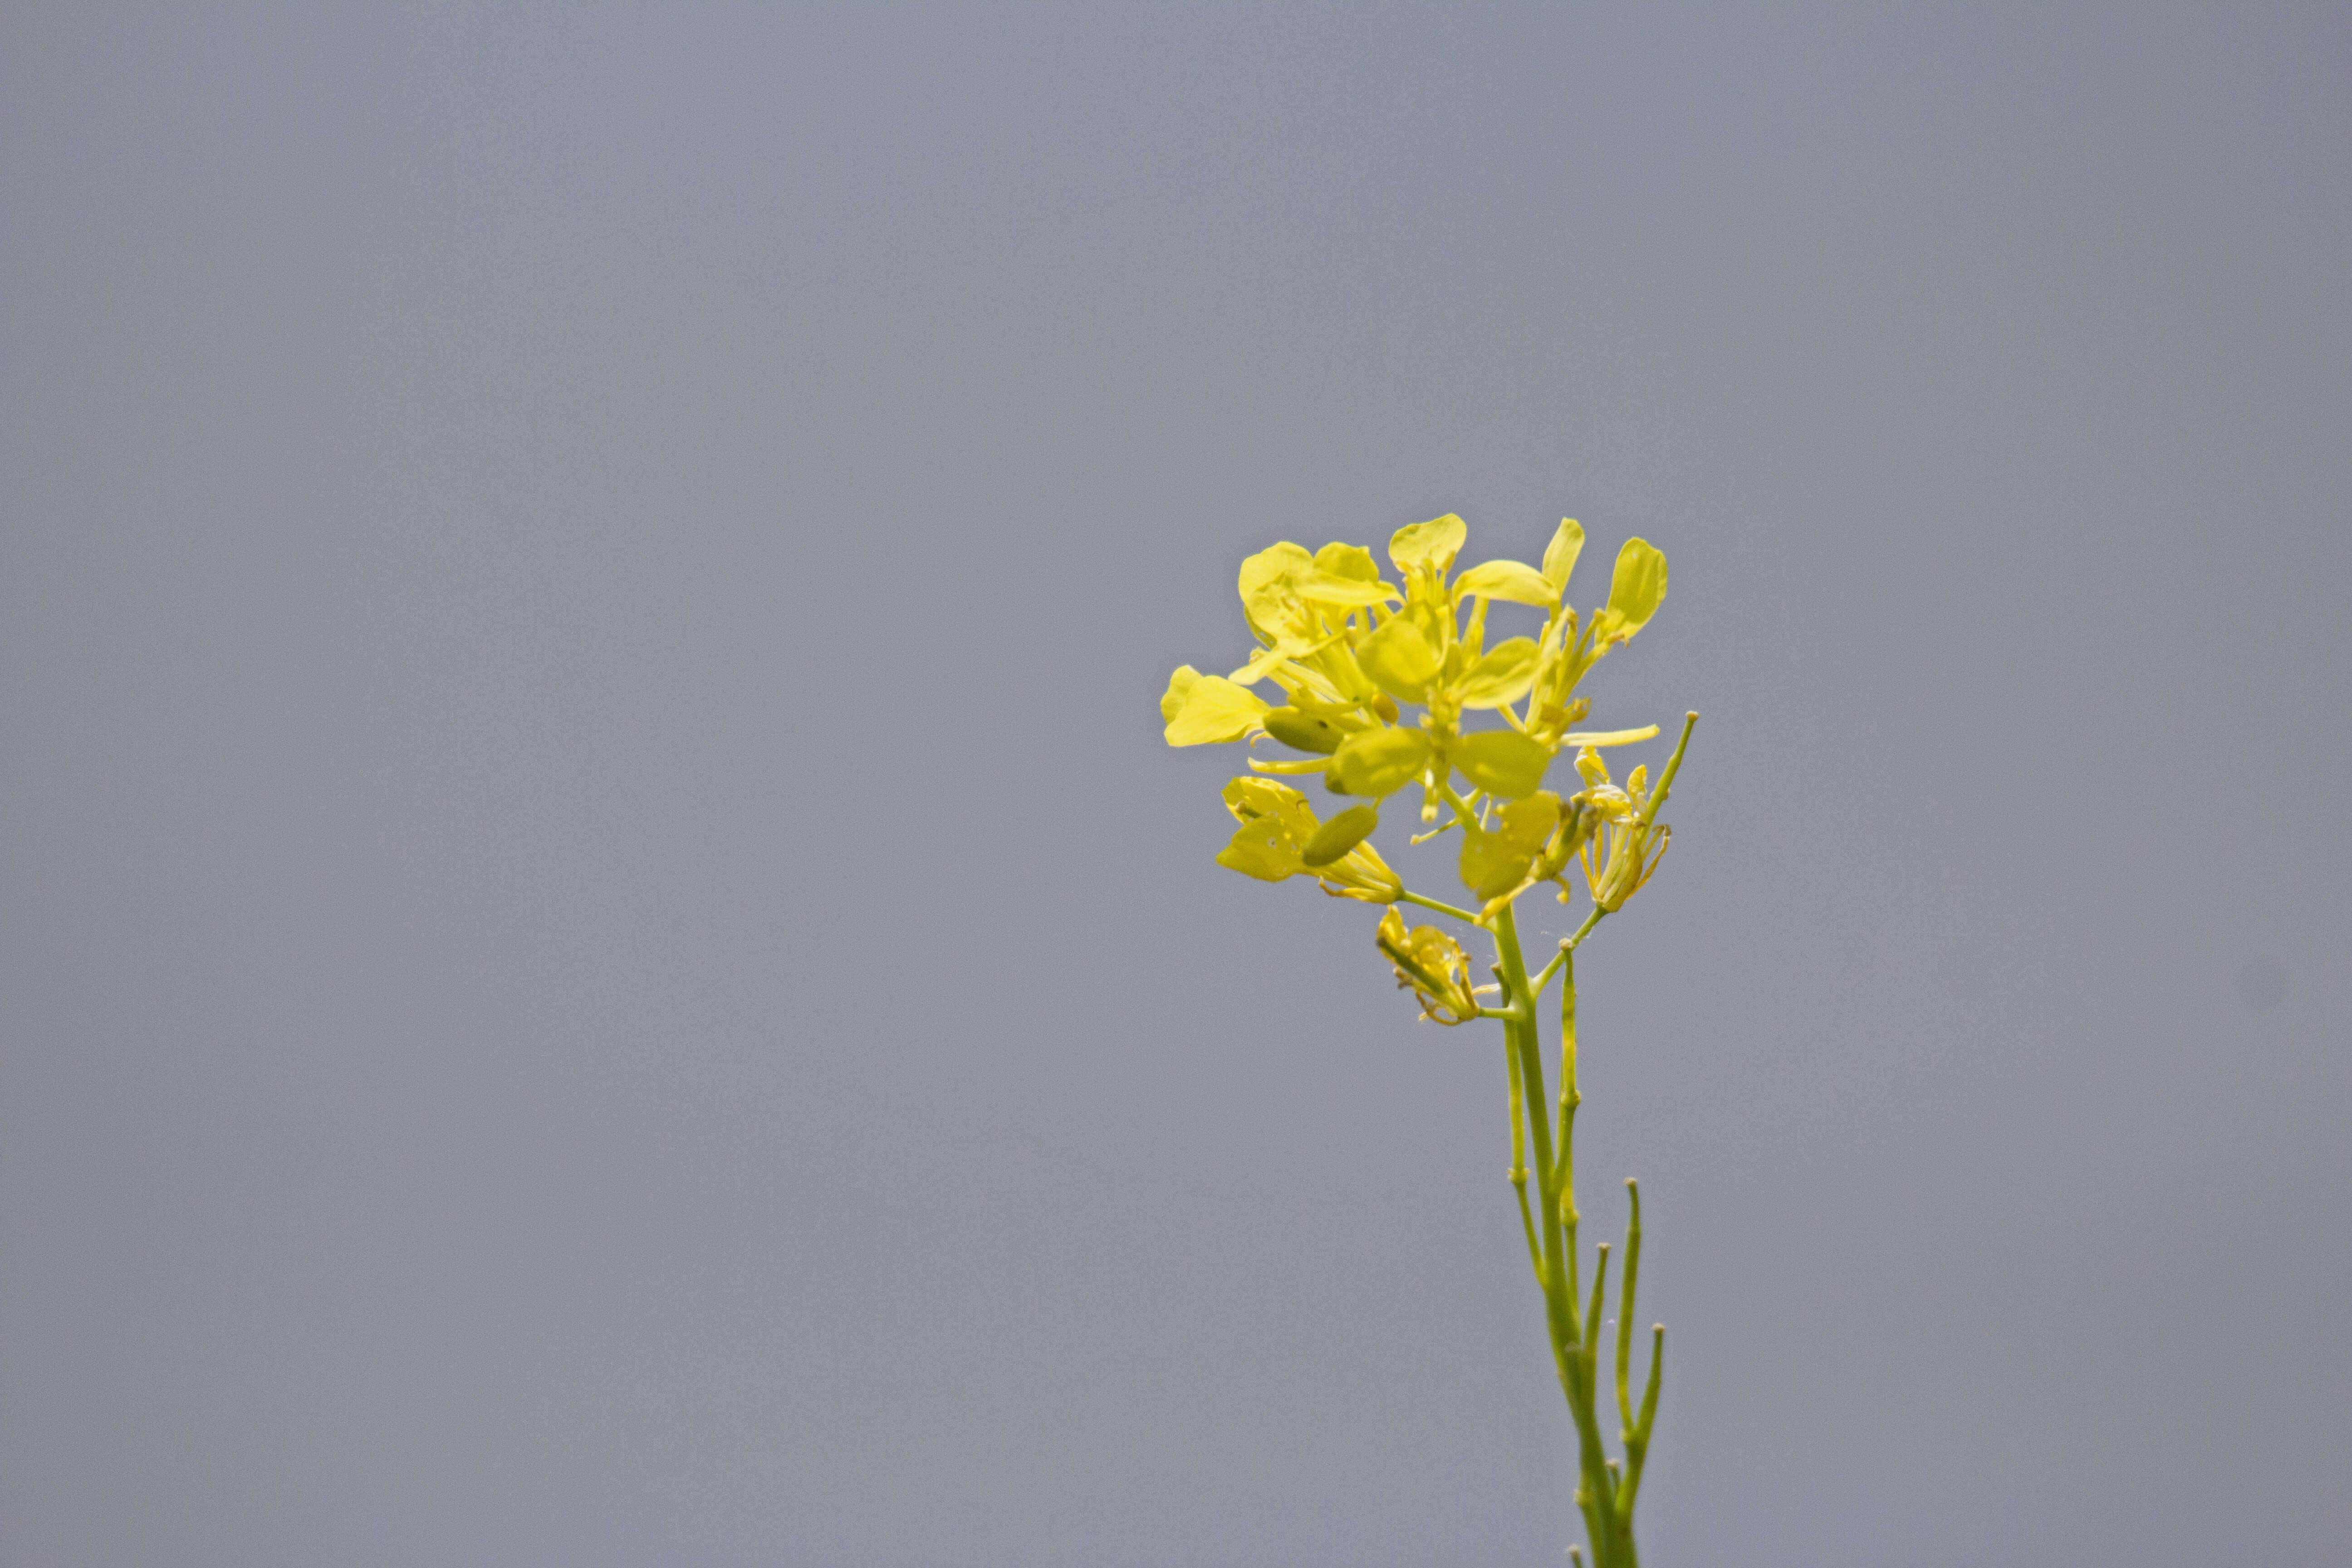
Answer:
[1553, 947, 1581, 1208]
[1638, 712, 1699, 828]
[1513, 1181, 1544, 1286]
[1506, 1037, 1544, 1284]
[1398, 888, 1482, 924]
[1494, 906, 1573, 1343]
[1494, 899, 1631, 1568]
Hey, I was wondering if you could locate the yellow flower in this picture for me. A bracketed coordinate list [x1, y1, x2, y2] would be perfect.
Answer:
[1161, 513, 1672, 906]
[1214, 778, 1401, 903]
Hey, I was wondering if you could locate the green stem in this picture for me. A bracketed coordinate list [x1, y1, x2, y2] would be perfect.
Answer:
[1494, 898, 1636, 1568]
[1554, 946, 1580, 1197]
[1506, 1037, 1544, 1285]
[1398, 888, 1482, 924]
[1638, 713, 1698, 828]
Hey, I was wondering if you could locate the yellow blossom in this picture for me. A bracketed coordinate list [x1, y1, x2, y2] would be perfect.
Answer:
[1160, 512, 1673, 914]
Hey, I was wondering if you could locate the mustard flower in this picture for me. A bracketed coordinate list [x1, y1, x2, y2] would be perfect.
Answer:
[1156, 510, 1701, 1568]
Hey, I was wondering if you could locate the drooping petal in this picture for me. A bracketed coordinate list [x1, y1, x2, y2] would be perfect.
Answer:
[1165, 676, 1271, 745]
[1452, 559, 1558, 607]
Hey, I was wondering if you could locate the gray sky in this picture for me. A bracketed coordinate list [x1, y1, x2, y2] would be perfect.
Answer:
[4, 5, 2348, 1565]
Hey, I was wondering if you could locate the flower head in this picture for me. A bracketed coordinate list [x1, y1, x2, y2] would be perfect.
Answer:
[1161, 513, 1671, 913]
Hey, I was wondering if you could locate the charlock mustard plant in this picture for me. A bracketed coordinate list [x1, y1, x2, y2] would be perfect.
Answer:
[1159, 512, 1696, 1568]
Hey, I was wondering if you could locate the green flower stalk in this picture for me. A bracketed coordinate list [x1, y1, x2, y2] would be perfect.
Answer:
[1158, 512, 1698, 1568]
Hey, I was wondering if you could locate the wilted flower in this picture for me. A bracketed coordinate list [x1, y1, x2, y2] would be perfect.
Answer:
[1376, 908, 1488, 1024]
[1575, 748, 1671, 911]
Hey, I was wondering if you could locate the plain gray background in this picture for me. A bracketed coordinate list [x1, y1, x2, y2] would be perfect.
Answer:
[4, 5, 2347, 1565]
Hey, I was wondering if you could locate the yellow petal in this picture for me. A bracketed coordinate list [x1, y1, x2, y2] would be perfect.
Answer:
[1541, 519, 1586, 597]
[1590, 538, 1667, 647]
[1452, 729, 1553, 799]
[1452, 559, 1558, 607]
[1227, 645, 1291, 686]
[1388, 513, 1468, 576]
[1312, 542, 1382, 582]
[1458, 824, 1537, 902]
[1296, 570, 1397, 608]
[1301, 803, 1379, 867]
[1221, 774, 1308, 823]
[1452, 637, 1541, 709]
[1332, 725, 1434, 798]
[1160, 665, 1201, 722]
[1558, 725, 1660, 747]
[1355, 615, 1442, 701]
[1215, 815, 1303, 882]
[1237, 542, 1314, 641]
[1494, 791, 1563, 853]
[1165, 676, 1271, 746]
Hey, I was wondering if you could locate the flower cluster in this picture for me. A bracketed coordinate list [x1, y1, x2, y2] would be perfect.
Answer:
[1159, 513, 1675, 941]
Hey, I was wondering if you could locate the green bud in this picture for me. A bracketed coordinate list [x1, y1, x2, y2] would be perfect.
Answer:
[1301, 804, 1379, 867]
[1262, 706, 1345, 755]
